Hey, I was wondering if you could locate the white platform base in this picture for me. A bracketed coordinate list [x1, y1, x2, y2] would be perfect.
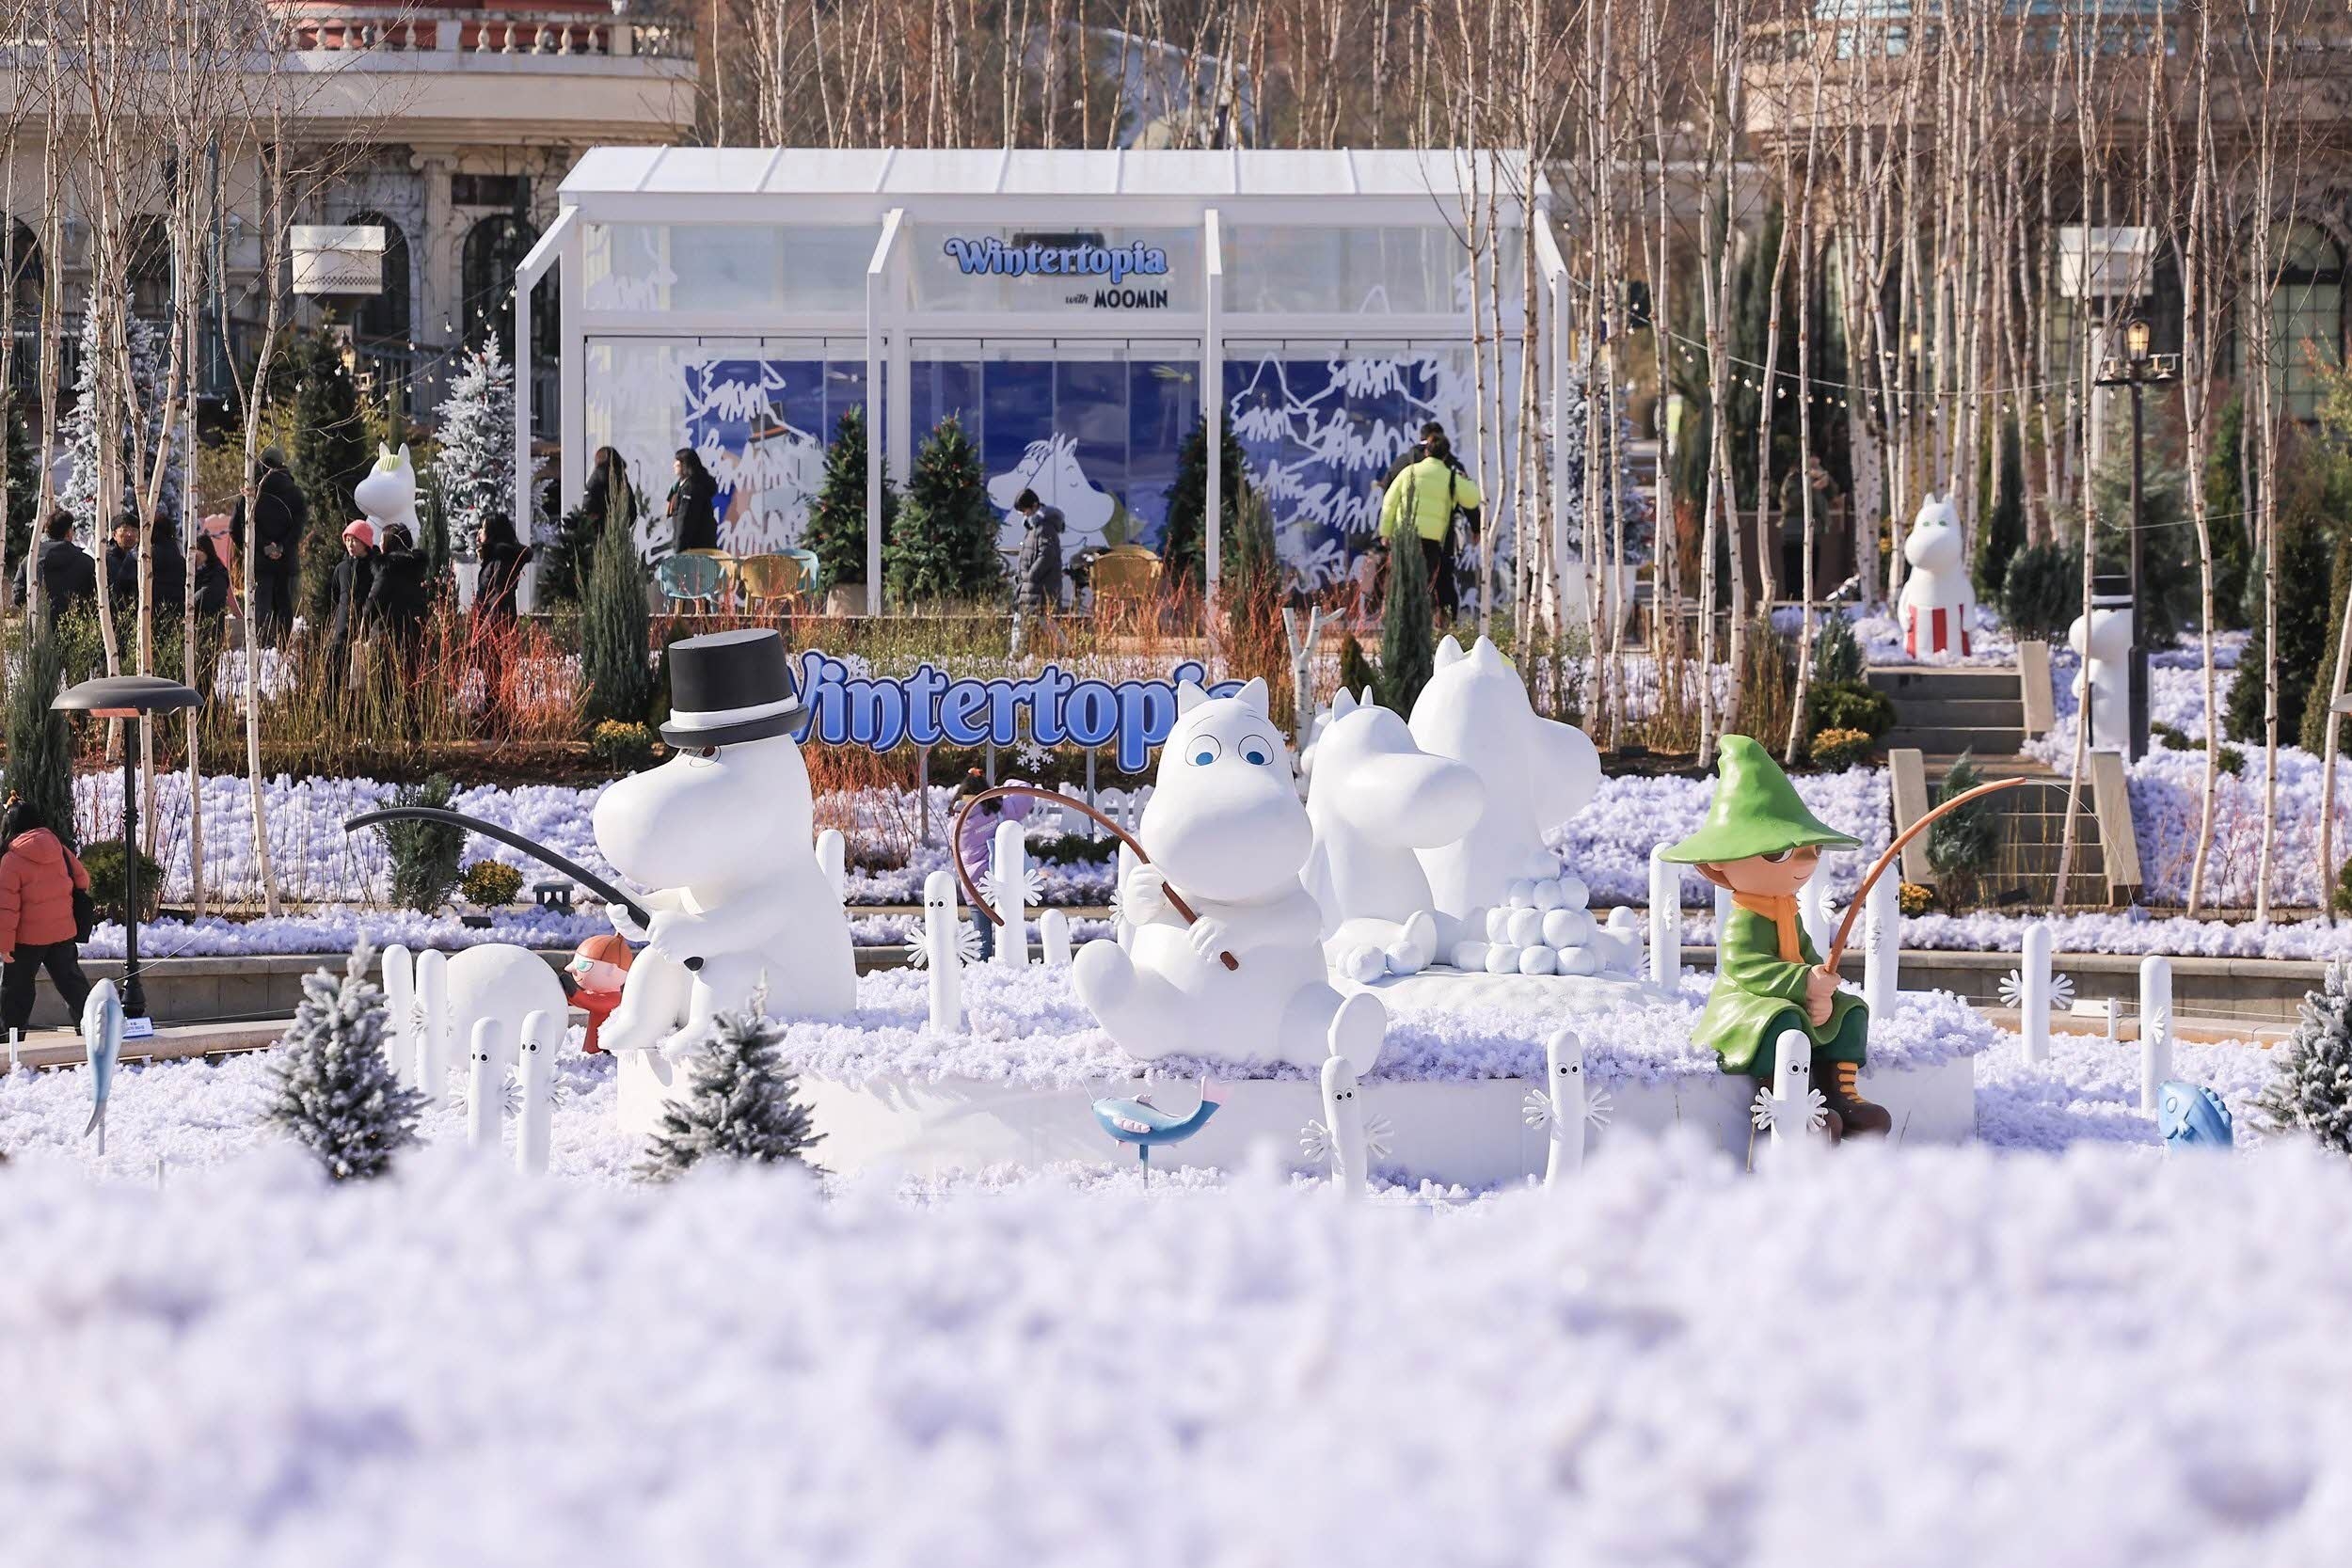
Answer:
[621, 1049, 1978, 1185]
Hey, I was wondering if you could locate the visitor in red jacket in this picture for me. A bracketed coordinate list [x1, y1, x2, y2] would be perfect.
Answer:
[0, 797, 94, 1035]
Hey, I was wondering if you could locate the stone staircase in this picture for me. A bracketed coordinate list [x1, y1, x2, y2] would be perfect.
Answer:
[1874, 661, 2135, 907]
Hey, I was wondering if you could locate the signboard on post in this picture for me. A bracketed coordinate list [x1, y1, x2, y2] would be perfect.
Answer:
[291, 225, 387, 296]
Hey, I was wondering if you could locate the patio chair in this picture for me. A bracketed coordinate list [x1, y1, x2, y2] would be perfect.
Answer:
[1088, 544, 1163, 611]
[736, 552, 809, 612]
[680, 546, 739, 610]
[656, 551, 729, 613]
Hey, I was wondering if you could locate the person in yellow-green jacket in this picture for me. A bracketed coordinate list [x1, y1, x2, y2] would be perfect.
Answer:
[1378, 430, 1482, 622]
[1661, 735, 1893, 1141]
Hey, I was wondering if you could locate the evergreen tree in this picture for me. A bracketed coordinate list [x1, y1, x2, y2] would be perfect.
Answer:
[1558, 360, 1654, 561]
[802, 406, 895, 594]
[2203, 393, 2254, 626]
[2258, 964, 2352, 1157]
[3, 391, 35, 578]
[58, 304, 179, 538]
[636, 1004, 822, 1181]
[1160, 418, 1249, 590]
[292, 327, 373, 619]
[1376, 526, 1434, 714]
[1927, 751, 2000, 908]
[884, 416, 1001, 605]
[2225, 471, 2335, 745]
[1976, 416, 2027, 602]
[435, 338, 517, 562]
[3, 625, 75, 842]
[264, 943, 426, 1182]
[582, 493, 655, 724]
[2083, 419, 2194, 649]
[1336, 634, 1380, 705]
[380, 774, 466, 912]
[2302, 517, 2352, 756]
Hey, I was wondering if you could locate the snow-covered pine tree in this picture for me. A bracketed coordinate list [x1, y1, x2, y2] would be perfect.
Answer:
[1555, 360, 1653, 562]
[636, 1005, 822, 1181]
[2260, 965, 2352, 1157]
[57, 305, 180, 535]
[265, 943, 427, 1181]
[883, 415, 1001, 606]
[435, 338, 516, 562]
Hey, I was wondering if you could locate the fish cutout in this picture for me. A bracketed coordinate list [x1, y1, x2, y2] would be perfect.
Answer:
[82, 980, 125, 1153]
[2157, 1081, 2233, 1151]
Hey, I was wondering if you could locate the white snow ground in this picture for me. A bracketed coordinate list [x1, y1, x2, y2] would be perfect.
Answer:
[0, 975, 2333, 1567]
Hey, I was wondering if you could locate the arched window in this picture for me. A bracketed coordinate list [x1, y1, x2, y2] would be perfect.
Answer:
[4, 219, 40, 324]
[2246, 221, 2344, 422]
[342, 211, 412, 348]
[460, 214, 556, 362]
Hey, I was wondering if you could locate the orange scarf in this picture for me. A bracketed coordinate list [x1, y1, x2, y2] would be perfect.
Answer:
[1730, 892, 1804, 963]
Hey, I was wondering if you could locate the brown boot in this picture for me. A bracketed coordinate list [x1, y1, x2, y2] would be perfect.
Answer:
[1821, 1059, 1893, 1138]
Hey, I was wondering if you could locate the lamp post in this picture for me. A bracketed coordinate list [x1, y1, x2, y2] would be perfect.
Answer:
[52, 674, 200, 1021]
[2093, 318, 2179, 762]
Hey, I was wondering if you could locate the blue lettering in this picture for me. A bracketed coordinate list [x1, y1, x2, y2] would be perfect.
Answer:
[1114, 681, 1161, 772]
[988, 677, 1024, 748]
[1029, 666, 1073, 745]
[940, 678, 991, 745]
[902, 663, 946, 746]
[1066, 681, 1120, 748]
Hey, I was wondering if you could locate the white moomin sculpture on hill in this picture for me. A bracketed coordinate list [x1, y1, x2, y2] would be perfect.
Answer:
[1898, 491, 1975, 659]
[354, 442, 419, 542]
[1300, 687, 1485, 982]
[2068, 604, 2135, 753]
[596, 630, 856, 1110]
[1406, 635, 1602, 941]
[1073, 677, 1386, 1072]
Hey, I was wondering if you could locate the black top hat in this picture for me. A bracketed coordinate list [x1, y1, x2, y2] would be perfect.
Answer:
[660, 629, 804, 748]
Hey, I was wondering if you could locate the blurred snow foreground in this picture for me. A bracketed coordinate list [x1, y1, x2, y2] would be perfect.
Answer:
[0, 1135, 2346, 1566]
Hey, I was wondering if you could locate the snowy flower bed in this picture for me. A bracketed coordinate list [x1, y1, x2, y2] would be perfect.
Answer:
[757, 963, 1993, 1090]
[3, 1099, 2349, 1565]
[1559, 765, 1890, 907]
[1676, 909, 2352, 963]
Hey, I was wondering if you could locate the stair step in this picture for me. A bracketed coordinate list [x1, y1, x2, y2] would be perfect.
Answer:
[1883, 725, 2026, 754]
[1920, 754, 2056, 781]
[1890, 696, 2026, 728]
[1867, 666, 2021, 700]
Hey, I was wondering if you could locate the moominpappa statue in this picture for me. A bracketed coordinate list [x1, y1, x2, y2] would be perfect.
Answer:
[596, 630, 856, 1079]
[1660, 736, 1891, 1142]
[1073, 678, 1385, 1073]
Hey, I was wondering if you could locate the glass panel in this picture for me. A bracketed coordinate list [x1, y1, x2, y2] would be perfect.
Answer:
[910, 226, 1201, 314]
[1223, 225, 1523, 320]
[583, 337, 870, 559]
[1221, 341, 1513, 594]
[909, 340, 1201, 556]
[582, 224, 871, 314]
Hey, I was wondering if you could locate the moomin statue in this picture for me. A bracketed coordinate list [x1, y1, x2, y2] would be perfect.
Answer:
[1898, 491, 1975, 659]
[1073, 678, 1386, 1073]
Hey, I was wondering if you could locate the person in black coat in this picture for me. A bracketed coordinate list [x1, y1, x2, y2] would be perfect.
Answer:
[35, 512, 96, 624]
[107, 516, 188, 618]
[582, 447, 635, 533]
[667, 448, 720, 553]
[326, 519, 378, 658]
[1011, 489, 1063, 615]
[103, 515, 141, 610]
[191, 527, 233, 622]
[474, 512, 532, 625]
[230, 447, 307, 643]
[366, 521, 432, 647]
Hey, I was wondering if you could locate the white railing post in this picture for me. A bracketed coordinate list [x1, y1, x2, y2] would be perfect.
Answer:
[2139, 954, 2173, 1112]
[516, 1009, 555, 1175]
[466, 1019, 503, 1148]
[1647, 846, 1677, 988]
[816, 828, 846, 905]
[2021, 922, 2052, 1065]
[922, 868, 963, 1035]
[1863, 870, 1899, 1018]
[993, 817, 1030, 967]
[381, 943, 416, 1089]
[1040, 908, 1073, 967]
[414, 948, 450, 1108]
[1798, 867, 1832, 958]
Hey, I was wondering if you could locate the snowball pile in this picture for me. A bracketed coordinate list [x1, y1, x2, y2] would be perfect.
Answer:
[1448, 867, 1644, 978]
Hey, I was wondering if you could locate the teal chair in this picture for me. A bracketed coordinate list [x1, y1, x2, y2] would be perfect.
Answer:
[656, 551, 728, 612]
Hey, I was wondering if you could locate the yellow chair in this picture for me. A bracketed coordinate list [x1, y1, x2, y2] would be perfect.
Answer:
[736, 553, 808, 611]
[1089, 544, 1163, 610]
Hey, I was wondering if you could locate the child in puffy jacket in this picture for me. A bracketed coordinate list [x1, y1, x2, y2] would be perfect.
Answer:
[953, 769, 1031, 961]
[0, 797, 94, 1034]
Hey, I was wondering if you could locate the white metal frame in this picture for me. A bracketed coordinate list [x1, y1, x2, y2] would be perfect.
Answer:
[526, 150, 1548, 616]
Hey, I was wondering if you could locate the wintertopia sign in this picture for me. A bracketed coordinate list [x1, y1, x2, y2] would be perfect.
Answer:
[792, 654, 1235, 770]
[941, 236, 1172, 309]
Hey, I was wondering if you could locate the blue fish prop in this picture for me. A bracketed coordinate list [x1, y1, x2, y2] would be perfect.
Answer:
[82, 980, 124, 1154]
[2157, 1080, 2233, 1151]
[1091, 1078, 1220, 1173]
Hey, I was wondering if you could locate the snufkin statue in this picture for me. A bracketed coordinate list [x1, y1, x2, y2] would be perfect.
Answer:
[1662, 736, 1892, 1140]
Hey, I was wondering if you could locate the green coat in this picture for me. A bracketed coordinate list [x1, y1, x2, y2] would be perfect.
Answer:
[1696, 906, 1867, 1077]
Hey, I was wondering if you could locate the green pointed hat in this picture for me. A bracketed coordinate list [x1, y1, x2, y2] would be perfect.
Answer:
[1661, 735, 1861, 863]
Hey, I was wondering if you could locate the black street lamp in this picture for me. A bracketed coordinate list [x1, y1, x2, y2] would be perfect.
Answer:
[2094, 318, 2180, 762]
[52, 673, 200, 1021]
